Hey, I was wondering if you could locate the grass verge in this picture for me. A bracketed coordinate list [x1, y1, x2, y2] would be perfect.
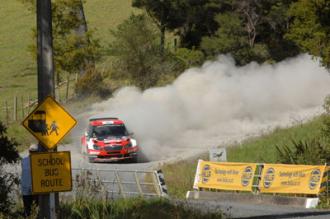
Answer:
[227, 116, 323, 163]
[58, 197, 226, 219]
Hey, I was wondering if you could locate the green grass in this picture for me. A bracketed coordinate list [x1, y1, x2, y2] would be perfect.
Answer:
[58, 198, 226, 219]
[4, 198, 227, 219]
[162, 154, 208, 199]
[227, 116, 323, 163]
[0, 0, 136, 121]
[0, 0, 36, 113]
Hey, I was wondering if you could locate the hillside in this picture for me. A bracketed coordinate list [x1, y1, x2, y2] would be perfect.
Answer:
[0, 0, 136, 121]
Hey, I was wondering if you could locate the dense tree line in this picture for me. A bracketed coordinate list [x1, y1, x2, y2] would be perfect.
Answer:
[20, 0, 330, 94]
[133, 0, 330, 68]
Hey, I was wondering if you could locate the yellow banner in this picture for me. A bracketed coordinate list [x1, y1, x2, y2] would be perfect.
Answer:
[196, 161, 257, 191]
[260, 164, 326, 194]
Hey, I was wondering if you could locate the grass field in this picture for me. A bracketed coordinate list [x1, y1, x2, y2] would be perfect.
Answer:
[0, 0, 36, 117]
[0, 0, 136, 122]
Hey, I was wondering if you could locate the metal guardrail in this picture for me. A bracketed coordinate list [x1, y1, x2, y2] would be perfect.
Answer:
[63, 168, 168, 200]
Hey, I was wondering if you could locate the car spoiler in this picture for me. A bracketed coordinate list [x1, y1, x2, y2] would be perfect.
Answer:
[89, 117, 118, 121]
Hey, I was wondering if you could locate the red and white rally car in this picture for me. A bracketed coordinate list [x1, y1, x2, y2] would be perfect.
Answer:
[81, 117, 139, 163]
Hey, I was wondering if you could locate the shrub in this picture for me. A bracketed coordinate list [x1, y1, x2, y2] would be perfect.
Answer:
[276, 138, 330, 165]
[0, 121, 20, 215]
[108, 14, 185, 90]
[75, 68, 111, 98]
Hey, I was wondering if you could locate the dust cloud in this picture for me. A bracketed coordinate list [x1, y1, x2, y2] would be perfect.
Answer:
[80, 54, 330, 161]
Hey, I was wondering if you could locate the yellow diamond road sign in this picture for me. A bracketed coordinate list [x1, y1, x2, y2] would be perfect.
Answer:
[22, 96, 77, 149]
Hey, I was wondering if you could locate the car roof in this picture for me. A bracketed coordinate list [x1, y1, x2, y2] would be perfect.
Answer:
[88, 117, 124, 126]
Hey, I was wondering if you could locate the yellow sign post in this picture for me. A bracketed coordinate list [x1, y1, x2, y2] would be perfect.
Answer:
[22, 96, 77, 149]
[30, 151, 72, 193]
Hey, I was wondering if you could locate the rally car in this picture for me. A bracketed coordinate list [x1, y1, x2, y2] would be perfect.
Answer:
[81, 117, 139, 163]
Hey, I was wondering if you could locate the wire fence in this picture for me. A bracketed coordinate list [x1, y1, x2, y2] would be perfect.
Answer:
[1, 76, 77, 124]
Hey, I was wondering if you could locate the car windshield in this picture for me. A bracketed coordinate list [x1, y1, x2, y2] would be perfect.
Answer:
[90, 125, 128, 140]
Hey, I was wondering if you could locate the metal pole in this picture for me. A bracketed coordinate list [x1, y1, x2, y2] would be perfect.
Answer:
[36, 0, 55, 218]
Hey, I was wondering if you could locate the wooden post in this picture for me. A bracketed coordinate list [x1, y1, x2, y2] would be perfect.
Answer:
[21, 96, 24, 119]
[13, 96, 17, 122]
[5, 101, 9, 124]
[75, 73, 78, 83]
[56, 86, 61, 103]
[36, 0, 56, 218]
[65, 76, 70, 103]
[27, 95, 31, 114]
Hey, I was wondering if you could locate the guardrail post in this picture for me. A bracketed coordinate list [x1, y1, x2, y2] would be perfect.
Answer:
[115, 171, 126, 198]
[152, 171, 161, 196]
[134, 171, 143, 197]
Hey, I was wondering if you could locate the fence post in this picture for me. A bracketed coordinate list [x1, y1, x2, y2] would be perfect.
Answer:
[65, 76, 70, 103]
[5, 101, 9, 124]
[75, 73, 78, 83]
[152, 171, 162, 196]
[21, 96, 24, 119]
[27, 95, 31, 114]
[56, 86, 61, 103]
[114, 171, 126, 198]
[134, 171, 143, 196]
[13, 96, 17, 121]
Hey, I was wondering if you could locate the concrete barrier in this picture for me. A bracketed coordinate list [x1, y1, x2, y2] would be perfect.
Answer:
[186, 190, 319, 209]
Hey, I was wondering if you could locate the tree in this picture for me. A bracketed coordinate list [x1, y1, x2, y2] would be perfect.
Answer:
[108, 14, 184, 89]
[201, 0, 300, 65]
[286, 0, 330, 68]
[52, 0, 101, 78]
[133, 0, 182, 53]
[0, 122, 19, 215]
[133, 0, 224, 49]
[21, 0, 101, 84]
[201, 12, 270, 65]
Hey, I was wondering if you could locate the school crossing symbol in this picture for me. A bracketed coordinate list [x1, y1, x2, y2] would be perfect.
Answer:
[22, 96, 77, 149]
